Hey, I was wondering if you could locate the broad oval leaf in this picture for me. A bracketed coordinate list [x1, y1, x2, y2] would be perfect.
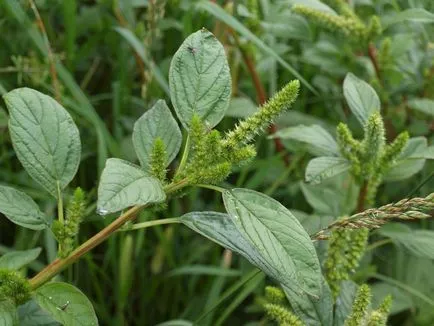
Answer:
[0, 186, 49, 230]
[223, 189, 322, 297]
[17, 300, 59, 326]
[0, 248, 41, 270]
[34, 282, 98, 326]
[181, 211, 288, 288]
[0, 300, 18, 326]
[271, 125, 339, 157]
[97, 158, 166, 215]
[305, 157, 351, 184]
[4, 88, 81, 197]
[132, 100, 182, 169]
[169, 28, 231, 129]
[283, 278, 334, 326]
[343, 73, 380, 127]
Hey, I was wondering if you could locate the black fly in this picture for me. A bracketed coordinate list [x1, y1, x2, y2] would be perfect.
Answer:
[57, 301, 70, 311]
[187, 46, 197, 55]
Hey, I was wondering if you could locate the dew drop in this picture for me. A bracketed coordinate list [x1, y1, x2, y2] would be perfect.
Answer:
[96, 207, 109, 216]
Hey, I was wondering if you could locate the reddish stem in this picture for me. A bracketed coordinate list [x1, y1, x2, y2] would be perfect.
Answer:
[236, 38, 290, 165]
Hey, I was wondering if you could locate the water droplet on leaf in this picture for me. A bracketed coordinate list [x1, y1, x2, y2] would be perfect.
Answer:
[97, 207, 109, 216]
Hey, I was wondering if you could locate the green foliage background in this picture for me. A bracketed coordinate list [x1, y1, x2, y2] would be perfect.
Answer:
[0, 0, 433, 325]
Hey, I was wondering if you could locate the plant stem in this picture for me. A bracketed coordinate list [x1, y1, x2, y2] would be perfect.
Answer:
[196, 184, 226, 193]
[56, 182, 64, 224]
[357, 180, 368, 212]
[175, 134, 191, 177]
[28, 0, 61, 102]
[56, 182, 64, 253]
[230, 30, 290, 166]
[121, 217, 181, 231]
[368, 42, 381, 83]
[366, 238, 392, 251]
[29, 178, 190, 290]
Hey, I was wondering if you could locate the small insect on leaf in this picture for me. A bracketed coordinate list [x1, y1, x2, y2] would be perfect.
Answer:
[57, 301, 70, 311]
[187, 46, 197, 54]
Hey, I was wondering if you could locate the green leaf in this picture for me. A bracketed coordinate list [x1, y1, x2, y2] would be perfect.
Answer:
[0, 300, 18, 326]
[17, 300, 59, 326]
[371, 283, 413, 315]
[0, 248, 41, 270]
[34, 282, 98, 326]
[4, 88, 81, 197]
[113, 27, 170, 96]
[271, 125, 339, 156]
[132, 100, 182, 168]
[0, 186, 49, 230]
[223, 189, 322, 297]
[300, 174, 359, 216]
[97, 158, 166, 215]
[305, 157, 350, 184]
[181, 212, 288, 287]
[169, 29, 231, 129]
[385, 137, 428, 181]
[382, 8, 434, 29]
[384, 159, 425, 181]
[333, 281, 358, 326]
[378, 224, 434, 260]
[167, 265, 241, 277]
[225, 97, 258, 118]
[343, 73, 380, 126]
[196, 1, 317, 94]
[155, 321, 193, 326]
[407, 98, 434, 117]
[283, 278, 334, 326]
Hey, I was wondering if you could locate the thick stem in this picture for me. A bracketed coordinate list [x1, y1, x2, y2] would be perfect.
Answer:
[29, 178, 189, 289]
[30, 205, 142, 289]
[368, 42, 381, 83]
[357, 181, 368, 213]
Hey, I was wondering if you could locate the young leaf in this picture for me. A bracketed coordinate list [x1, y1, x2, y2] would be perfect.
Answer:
[132, 100, 182, 169]
[0, 248, 41, 270]
[181, 211, 292, 289]
[17, 300, 59, 326]
[34, 282, 98, 326]
[0, 185, 50, 230]
[282, 278, 334, 326]
[223, 189, 322, 297]
[169, 29, 231, 129]
[4, 88, 81, 197]
[0, 300, 18, 326]
[305, 157, 351, 184]
[343, 73, 380, 126]
[97, 158, 166, 214]
[271, 125, 339, 156]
